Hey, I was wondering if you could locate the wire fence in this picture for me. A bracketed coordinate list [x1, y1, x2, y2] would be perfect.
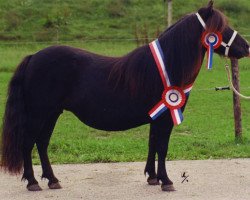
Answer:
[192, 86, 250, 93]
[0, 35, 249, 46]
[0, 39, 249, 93]
[0, 38, 147, 45]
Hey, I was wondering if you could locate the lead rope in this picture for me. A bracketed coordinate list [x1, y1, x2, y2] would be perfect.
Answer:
[225, 61, 250, 99]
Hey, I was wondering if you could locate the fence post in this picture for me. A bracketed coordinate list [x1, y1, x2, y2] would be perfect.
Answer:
[167, 0, 172, 27]
[230, 58, 242, 142]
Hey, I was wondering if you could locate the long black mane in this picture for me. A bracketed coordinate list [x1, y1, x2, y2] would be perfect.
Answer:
[109, 8, 227, 95]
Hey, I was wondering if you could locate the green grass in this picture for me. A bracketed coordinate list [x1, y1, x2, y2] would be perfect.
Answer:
[0, 0, 250, 42]
[0, 42, 249, 164]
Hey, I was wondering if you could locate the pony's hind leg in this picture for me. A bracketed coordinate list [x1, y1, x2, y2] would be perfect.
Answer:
[22, 142, 42, 191]
[36, 111, 62, 189]
[22, 116, 43, 191]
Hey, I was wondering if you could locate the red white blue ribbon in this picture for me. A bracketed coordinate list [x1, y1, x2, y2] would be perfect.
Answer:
[148, 39, 193, 126]
[201, 32, 222, 70]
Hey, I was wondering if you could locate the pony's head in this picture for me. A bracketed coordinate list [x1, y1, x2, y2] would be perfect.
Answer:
[198, 0, 249, 59]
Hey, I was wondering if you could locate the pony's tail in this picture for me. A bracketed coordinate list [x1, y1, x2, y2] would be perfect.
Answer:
[1, 55, 32, 174]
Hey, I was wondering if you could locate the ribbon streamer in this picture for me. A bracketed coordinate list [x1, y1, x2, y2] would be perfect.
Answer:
[202, 32, 222, 69]
[148, 39, 193, 126]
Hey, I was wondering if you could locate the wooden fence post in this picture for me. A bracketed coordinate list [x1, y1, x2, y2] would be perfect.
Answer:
[230, 58, 242, 141]
[167, 0, 172, 27]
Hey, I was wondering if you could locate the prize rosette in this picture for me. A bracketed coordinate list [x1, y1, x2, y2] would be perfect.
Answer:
[162, 86, 186, 110]
[202, 32, 222, 49]
[201, 32, 222, 69]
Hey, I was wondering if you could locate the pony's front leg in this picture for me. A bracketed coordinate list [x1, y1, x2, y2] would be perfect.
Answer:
[150, 115, 175, 191]
[144, 125, 159, 185]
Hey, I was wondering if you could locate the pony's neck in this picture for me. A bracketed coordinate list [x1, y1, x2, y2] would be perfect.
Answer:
[158, 14, 206, 87]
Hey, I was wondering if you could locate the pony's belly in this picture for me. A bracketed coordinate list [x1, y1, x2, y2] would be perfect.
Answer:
[67, 105, 149, 131]
[65, 73, 151, 131]
[82, 117, 148, 131]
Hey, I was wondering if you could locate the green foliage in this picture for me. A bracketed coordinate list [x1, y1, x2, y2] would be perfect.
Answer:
[0, 0, 249, 42]
[43, 4, 71, 29]
[4, 10, 22, 31]
[217, 0, 250, 14]
[106, 0, 127, 17]
[216, 0, 250, 29]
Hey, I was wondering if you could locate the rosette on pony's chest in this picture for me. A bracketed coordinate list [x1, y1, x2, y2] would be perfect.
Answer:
[162, 87, 186, 110]
[149, 84, 192, 125]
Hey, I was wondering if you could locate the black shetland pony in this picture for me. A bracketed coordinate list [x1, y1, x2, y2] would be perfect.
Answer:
[1, 1, 249, 191]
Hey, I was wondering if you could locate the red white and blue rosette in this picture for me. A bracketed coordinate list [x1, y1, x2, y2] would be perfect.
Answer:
[162, 86, 186, 110]
[201, 32, 222, 70]
[148, 39, 193, 126]
[149, 84, 192, 125]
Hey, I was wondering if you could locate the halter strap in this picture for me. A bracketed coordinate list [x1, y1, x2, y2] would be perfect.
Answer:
[221, 30, 238, 56]
[196, 13, 206, 29]
[196, 12, 237, 57]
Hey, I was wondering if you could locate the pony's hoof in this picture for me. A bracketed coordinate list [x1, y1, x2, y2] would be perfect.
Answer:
[49, 182, 62, 189]
[27, 184, 42, 191]
[147, 178, 160, 185]
[161, 184, 176, 192]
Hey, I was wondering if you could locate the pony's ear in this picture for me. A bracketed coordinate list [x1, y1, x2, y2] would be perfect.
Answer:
[207, 0, 214, 13]
[198, 0, 214, 20]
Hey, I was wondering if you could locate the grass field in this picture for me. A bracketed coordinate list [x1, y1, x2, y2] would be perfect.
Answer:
[0, 41, 249, 164]
[0, 0, 250, 41]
